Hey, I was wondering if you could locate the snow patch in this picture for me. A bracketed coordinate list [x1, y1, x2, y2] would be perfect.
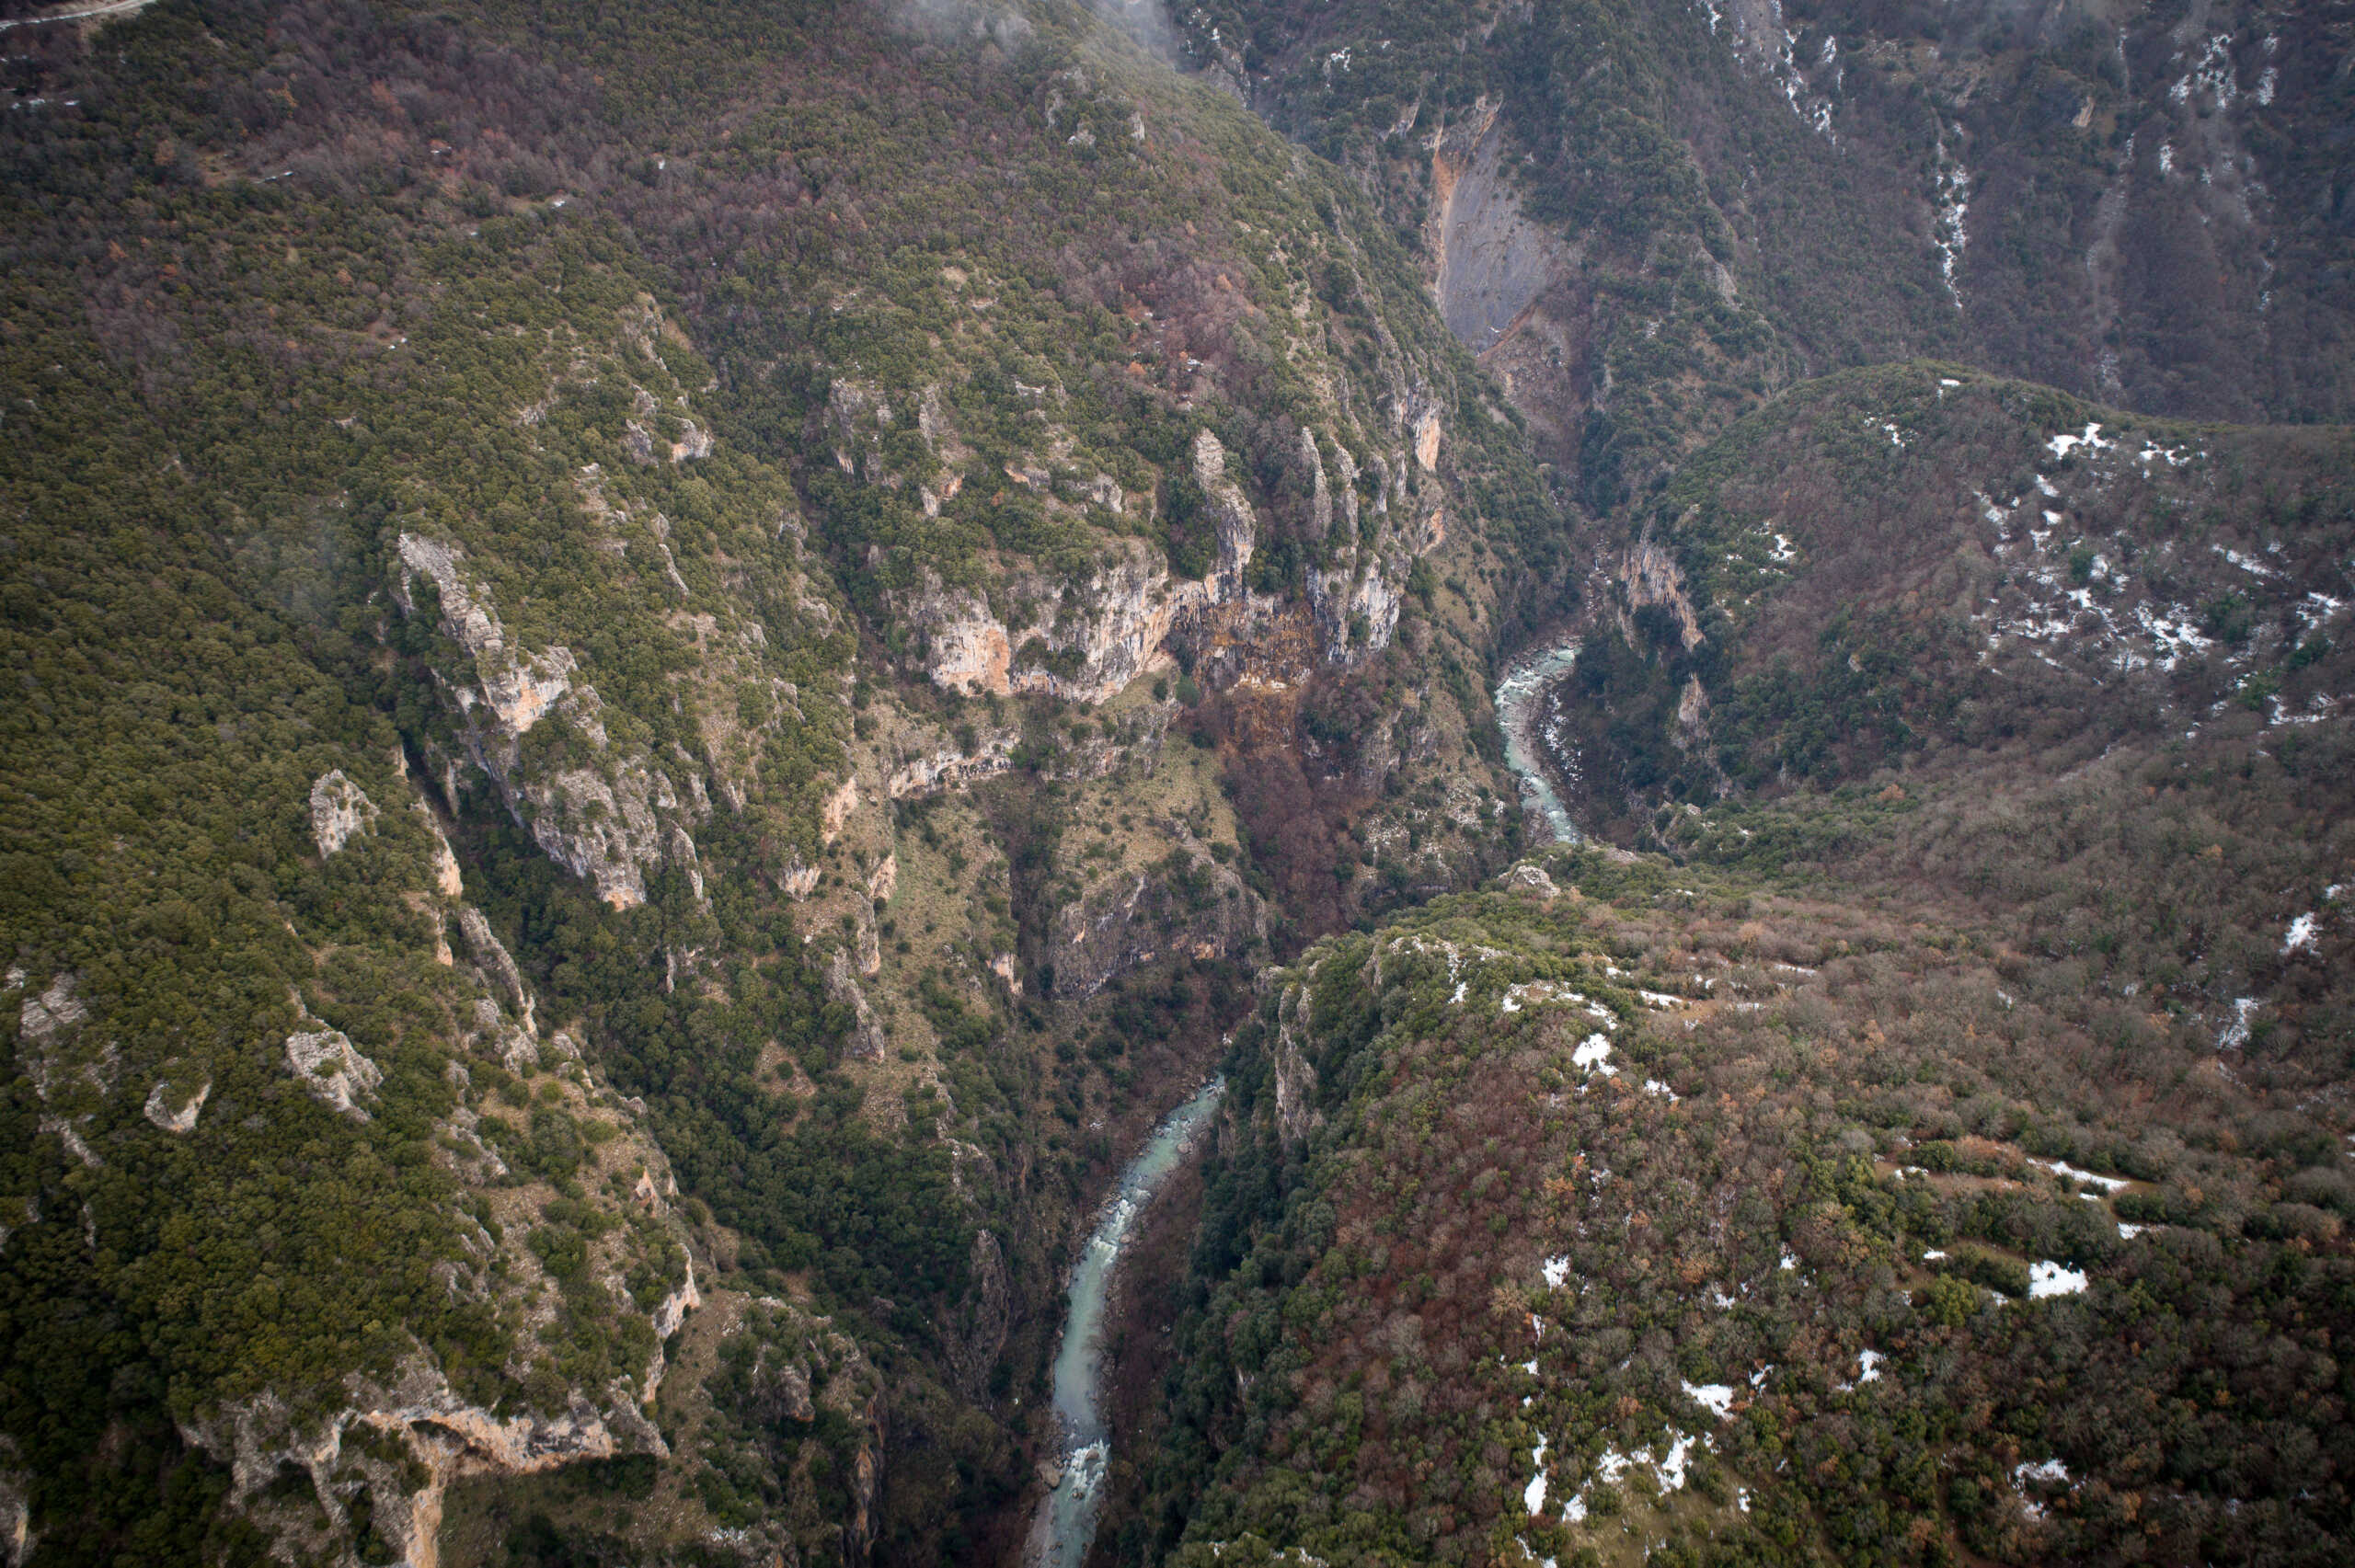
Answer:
[2218, 996, 2261, 1050]
[2027, 1261, 2088, 1299]
[2032, 1158, 2131, 1195]
[1932, 134, 1970, 306]
[2045, 423, 2111, 460]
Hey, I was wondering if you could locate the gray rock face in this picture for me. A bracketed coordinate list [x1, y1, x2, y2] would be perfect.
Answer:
[1269, 987, 1323, 1147]
[897, 427, 1283, 706]
[308, 770, 379, 858]
[1429, 102, 1561, 352]
[1189, 429, 1259, 597]
[142, 1077, 210, 1135]
[285, 1027, 382, 1121]
[183, 1361, 667, 1568]
[392, 532, 695, 910]
[1499, 864, 1561, 900]
[0, 1464, 31, 1568]
[825, 949, 889, 1060]
[456, 906, 538, 1039]
[902, 545, 1192, 706]
[943, 1229, 1011, 1399]
[1303, 459, 1445, 668]
[16, 974, 86, 1051]
[650, 1257, 700, 1341]
[17, 975, 115, 1117]
[759, 1357, 816, 1425]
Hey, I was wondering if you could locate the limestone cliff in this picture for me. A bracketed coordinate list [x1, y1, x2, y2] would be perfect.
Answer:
[392, 532, 699, 910]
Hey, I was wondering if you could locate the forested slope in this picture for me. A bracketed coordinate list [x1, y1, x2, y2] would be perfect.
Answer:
[1139, 841, 2353, 1567]
[0, 0, 1563, 1562]
[1173, 0, 2355, 484]
[1, 0, 2349, 1565]
[1108, 10, 2355, 1551]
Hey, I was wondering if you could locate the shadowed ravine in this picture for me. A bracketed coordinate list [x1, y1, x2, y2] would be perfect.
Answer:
[1023, 1077, 1227, 1568]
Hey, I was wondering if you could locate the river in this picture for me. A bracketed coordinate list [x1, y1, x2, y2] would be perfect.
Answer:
[1493, 640, 1584, 843]
[1016, 640, 1578, 1566]
[1023, 1076, 1227, 1568]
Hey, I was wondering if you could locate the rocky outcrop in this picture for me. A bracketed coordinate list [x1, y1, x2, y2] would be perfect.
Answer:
[184, 1359, 668, 1568]
[530, 761, 683, 910]
[1673, 672, 1711, 750]
[15, 973, 86, 1056]
[0, 1458, 30, 1568]
[886, 724, 1020, 798]
[393, 532, 698, 910]
[895, 428, 1281, 705]
[897, 411, 1445, 703]
[142, 1075, 210, 1135]
[179, 1043, 700, 1566]
[1498, 864, 1561, 900]
[1189, 429, 1259, 597]
[1617, 530, 1706, 650]
[752, 1350, 816, 1425]
[1427, 99, 1562, 354]
[1304, 505, 1442, 667]
[941, 1229, 1010, 1398]
[825, 949, 888, 1060]
[939, 553, 1189, 704]
[1294, 418, 1452, 668]
[902, 543, 1192, 706]
[17, 974, 118, 1164]
[308, 770, 379, 857]
[1269, 986, 1322, 1147]
[651, 1256, 701, 1341]
[718, 1300, 890, 1565]
[1407, 98, 1593, 450]
[455, 906, 537, 1039]
[417, 805, 465, 898]
[286, 1025, 381, 1121]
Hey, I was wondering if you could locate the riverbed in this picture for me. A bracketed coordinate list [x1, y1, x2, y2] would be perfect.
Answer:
[1494, 641, 1583, 843]
[1023, 1076, 1227, 1568]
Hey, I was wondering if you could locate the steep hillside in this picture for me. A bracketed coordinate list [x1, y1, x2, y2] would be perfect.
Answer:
[2, 1, 2350, 1566]
[1173, 0, 2355, 490]
[0, 0, 1565, 1562]
[1532, 363, 2355, 836]
[1135, 838, 2354, 1567]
